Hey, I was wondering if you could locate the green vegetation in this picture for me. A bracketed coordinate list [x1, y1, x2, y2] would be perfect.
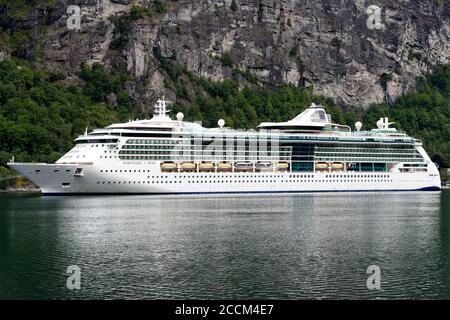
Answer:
[379, 73, 393, 91]
[0, 165, 29, 190]
[109, 35, 129, 50]
[234, 68, 258, 84]
[0, 30, 25, 58]
[154, 47, 182, 81]
[154, 0, 166, 13]
[441, 169, 449, 183]
[0, 59, 131, 168]
[362, 64, 450, 167]
[409, 50, 425, 62]
[220, 52, 234, 67]
[0, 0, 54, 21]
[79, 63, 132, 109]
[230, 0, 238, 12]
[0, 1, 55, 60]
[289, 44, 298, 57]
[331, 37, 342, 50]
[109, 5, 150, 50]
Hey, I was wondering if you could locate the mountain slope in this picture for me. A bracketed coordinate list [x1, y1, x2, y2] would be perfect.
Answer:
[0, 0, 449, 109]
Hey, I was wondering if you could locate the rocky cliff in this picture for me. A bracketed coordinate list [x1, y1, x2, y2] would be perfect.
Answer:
[1, 0, 449, 109]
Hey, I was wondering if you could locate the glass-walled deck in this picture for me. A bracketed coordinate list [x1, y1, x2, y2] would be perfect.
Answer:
[117, 134, 424, 173]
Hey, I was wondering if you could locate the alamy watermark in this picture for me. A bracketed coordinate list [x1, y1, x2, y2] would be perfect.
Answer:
[66, 265, 81, 290]
[366, 265, 382, 290]
[168, 121, 281, 164]
[66, 5, 81, 30]
[366, 5, 385, 30]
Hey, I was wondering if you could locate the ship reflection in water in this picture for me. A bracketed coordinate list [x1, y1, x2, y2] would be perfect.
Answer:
[0, 191, 449, 299]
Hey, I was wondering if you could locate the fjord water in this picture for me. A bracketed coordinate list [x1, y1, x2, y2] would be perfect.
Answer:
[0, 191, 449, 299]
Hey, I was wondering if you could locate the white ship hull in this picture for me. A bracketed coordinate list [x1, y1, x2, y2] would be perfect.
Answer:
[8, 162, 441, 195]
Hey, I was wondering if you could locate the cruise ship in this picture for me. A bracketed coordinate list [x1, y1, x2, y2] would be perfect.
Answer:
[7, 98, 441, 195]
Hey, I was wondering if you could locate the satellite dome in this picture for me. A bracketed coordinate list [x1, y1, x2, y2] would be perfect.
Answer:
[355, 121, 362, 131]
[218, 119, 225, 128]
[176, 112, 184, 121]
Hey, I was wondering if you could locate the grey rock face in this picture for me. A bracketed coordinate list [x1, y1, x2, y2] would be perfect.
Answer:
[110, 0, 133, 4]
[21, 0, 450, 109]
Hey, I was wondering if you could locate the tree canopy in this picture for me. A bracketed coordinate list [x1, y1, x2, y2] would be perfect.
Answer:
[0, 60, 131, 166]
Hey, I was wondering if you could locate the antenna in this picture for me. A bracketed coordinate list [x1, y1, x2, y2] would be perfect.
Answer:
[378, 117, 394, 130]
[154, 96, 171, 117]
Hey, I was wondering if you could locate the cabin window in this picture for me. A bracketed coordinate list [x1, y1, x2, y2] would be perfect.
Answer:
[62, 182, 71, 187]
